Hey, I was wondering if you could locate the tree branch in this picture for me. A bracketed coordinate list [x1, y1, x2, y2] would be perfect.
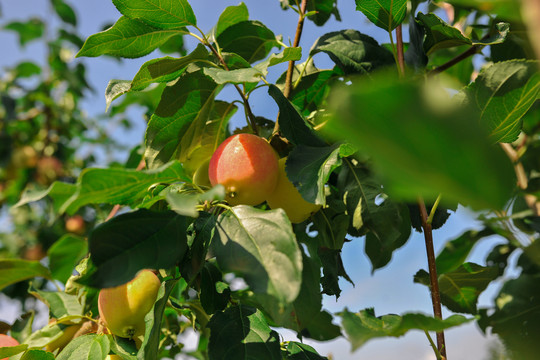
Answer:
[273, 0, 308, 134]
[429, 44, 481, 76]
[396, 25, 405, 76]
[418, 198, 447, 360]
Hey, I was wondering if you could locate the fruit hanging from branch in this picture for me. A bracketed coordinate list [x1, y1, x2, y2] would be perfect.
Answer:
[98, 269, 160, 340]
[208, 133, 279, 206]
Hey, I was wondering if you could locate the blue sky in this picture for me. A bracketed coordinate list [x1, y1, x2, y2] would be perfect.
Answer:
[0, 1, 509, 359]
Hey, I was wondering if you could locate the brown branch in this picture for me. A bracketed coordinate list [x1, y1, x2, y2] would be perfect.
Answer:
[418, 198, 447, 360]
[396, 25, 405, 76]
[105, 158, 146, 221]
[500, 142, 540, 216]
[429, 45, 481, 76]
[273, 0, 308, 135]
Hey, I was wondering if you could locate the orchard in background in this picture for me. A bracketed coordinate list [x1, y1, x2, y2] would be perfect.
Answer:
[0, 0, 539, 359]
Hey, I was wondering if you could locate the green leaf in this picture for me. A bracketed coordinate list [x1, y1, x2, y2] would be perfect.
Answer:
[112, 0, 196, 29]
[13, 62, 41, 78]
[286, 143, 354, 205]
[286, 342, 327, 360]
[355, 0, 407, 31]
[459, 60, 540, 143]
[56, 334, 110, 360]
[203, 67, 263, 84]
[268, 85, 325, 147]
[481, 274, 540, 359]
[440, 0, 521, 22]
[20, 350, 55, 360]
[145, 71, 220, 168]
[435, 229, 494, 275]
[417, 13, 509, 55]
[213, 206, 302, 305]
[254, 47, 302, 78]
[77, 16, 185, 58]
[340, 308, 472, 350]
[105, 79, 131, 111]
[131, 44, 209, 91]
[200, 261, 230, 315]
[208, 305, 281, 360]
[30, 289, 84, 319]
[81, 209, 187, 288]
[0, 344, 27, 359]
[216, 20, 279, 63]
[23, 323, 64, 348]
[0, 259, 51, 291]
[14, 181, 77, 214]
[310, 30, 395, 75]
[137, 279, 177, 360]
[4, 18, 44, 45]
[51, 0, 77, 26]
[177, 100, 237, 173]
[214, 2, 249, 39]
[415, 263, 499, 314]
[326, 72, 515, 210]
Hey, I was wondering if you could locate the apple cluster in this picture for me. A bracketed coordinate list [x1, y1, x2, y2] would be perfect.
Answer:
[206, 133, 321, 223]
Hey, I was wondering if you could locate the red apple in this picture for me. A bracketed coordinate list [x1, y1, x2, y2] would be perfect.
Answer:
[208, 134, 279, 206]
[0, 334, 19, 360]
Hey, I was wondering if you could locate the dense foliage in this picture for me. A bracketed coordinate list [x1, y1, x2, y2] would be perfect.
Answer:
[1, 0, 539, 359]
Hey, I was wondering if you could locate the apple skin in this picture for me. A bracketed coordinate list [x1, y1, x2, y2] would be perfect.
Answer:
[65, 215, 86, 235]
[98, 270, 160, 339]
[266, 157, 321, 223]
[105, 356, 123, 360]
[45, 324, 82, 352]
[208, 134, 279, 206]
[0, 334, 19, 360]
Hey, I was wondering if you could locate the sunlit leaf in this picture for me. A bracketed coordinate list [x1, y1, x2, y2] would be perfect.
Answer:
[355, 0, 407, 31]
[0, 260, 51, 291]
[112, 0, 196, 29]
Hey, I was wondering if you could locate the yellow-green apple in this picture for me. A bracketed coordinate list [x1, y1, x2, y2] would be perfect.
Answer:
[266, 157, 321, 223]
[208, 134, 279, 206]
[98, 270, 160, 339]
[45, 323, 82, 352]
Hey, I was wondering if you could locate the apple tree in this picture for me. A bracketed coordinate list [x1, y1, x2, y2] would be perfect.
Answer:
[1, 0, 540, 359]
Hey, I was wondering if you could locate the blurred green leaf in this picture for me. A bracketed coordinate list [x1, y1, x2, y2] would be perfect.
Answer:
[13, 62, 41, 78]
[439, 0, 521, 22]
[20, 350, 55, 360]
[208, 305, 281, 360]
[112, 0, 195, 29]
[355, 0, 407, 31]
[0, 260, 51, 291]
[213, 206, 302, 305]
[51, 0, 77, 26]
[459, 60, 540, 143]
[0, 344, 27, 359]
[326, 73, 515, 210]
[105, 79, 131, 111]
[81, 209, 187, 288]
[47, 235, 88, 284]
[164, 184, 225, 217]
[4, 18, 44, 46]
[341, 308, 472, 350]
[30, 289, 84, 319]
[216, 20, 279, 63]
[77, 16, 186, 58]
[310, 30, 394, 75]
[306, 0, 340, 26]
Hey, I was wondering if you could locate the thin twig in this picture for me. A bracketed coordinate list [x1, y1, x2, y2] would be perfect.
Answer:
[273, 0, 308, 134]
[105, 158, 146, 221]
[396, 25, 405, 76]
[500, 142, 540, 216]
[204, 36, 259, 135]
[429, 45, 481, 76]
[418, 197, 447, 360]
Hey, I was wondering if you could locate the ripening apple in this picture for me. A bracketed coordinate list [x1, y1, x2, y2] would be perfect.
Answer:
[208, 133, 279, 206]
[266, 157, 321, 223]
[98, 270, 160, 339]
[105, 355, 122, 360]
[45, 323, 82, 352]
[0, 334, 19, 360]
[65, 215, 86, 235]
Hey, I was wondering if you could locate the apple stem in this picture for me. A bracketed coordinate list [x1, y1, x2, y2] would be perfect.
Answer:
[418, 197, 447, 359]
[273, 0, 308, 135]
